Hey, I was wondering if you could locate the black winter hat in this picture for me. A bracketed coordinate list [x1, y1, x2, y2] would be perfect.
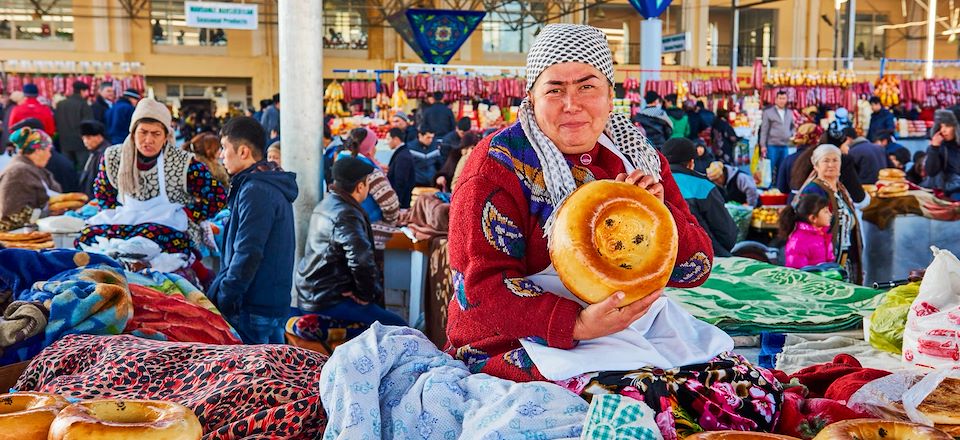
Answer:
[661, 138, 697, 164]
[332, 156, 374, 186]
[80, 120, 106, 136]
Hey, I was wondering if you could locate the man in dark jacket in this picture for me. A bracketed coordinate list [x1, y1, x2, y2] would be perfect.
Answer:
[632, 91, 673, 149]
[10, 118, 79, 192]
[842, 127, 886, 184]
[90, 82, 114, 124]
[105, 89, 140, 145]
[259, 93, 280, 140]
[662, 138, 738, 257]
[408, 127, 441, 187]
[295, 157, 407, 327]
[924, 109, 960, 200]
[78, 120, 109, 197]
[441, 117, 471, 164]
[420, 91, 456, 137]
[867, 96, 896, 143]
[0, 91, 21, 150]
[387, 127, 416, 208]
[209, 116, 298, 344]
[54, 81, 94, 168]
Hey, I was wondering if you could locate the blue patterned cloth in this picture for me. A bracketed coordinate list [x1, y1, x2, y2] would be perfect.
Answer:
[320, 323, 588, 440]
[21, 264, 133, 346]
[405, 9, 486, 64]
[0, 249, 120, 301]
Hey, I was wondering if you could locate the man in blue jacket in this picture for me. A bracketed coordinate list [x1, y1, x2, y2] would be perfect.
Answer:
[387, 127, 416, 208]
[105, 89, 140, 145]
[867, 96, 896, 143]
[408, 126, 440, 187]
[209, 116, 298, 344]
[662, 138, 738, 257]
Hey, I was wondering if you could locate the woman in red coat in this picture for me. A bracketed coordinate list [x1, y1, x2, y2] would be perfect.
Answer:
[446, 24, 781, 438]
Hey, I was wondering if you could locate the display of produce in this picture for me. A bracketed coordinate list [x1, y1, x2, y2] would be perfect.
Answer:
[876, 168, 910, 198]
[752, 206, 782, 229]
[759, 188, 787, 205]
[550, 180, 678, 307]
[764, 68, 856, 88]
[874, 75, 901, 108]
[323, 80, 349, 116]
[0, 392, 69, 439]
[49, 399, 202, 440]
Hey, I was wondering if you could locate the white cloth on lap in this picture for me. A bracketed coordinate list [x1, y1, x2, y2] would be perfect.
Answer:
[520, 265, 734, 381]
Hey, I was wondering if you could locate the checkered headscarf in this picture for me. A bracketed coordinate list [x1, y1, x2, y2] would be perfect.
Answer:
[520, 24, 662, 239]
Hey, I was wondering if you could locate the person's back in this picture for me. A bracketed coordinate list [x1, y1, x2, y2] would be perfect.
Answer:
[634, 108, 672, 148]
[665, 107, 689, 139]
[388, 140, 416, 209]
[663, 139, 738, 257]
[9, 93, 55, 136]
[106, 96, 136, 145]
[208, 117, 298, 344]
[422, 99, 456, 137]
[847, 137, 885, 184]
[55, 83, 94, 165]
[868, 105, 895, 142]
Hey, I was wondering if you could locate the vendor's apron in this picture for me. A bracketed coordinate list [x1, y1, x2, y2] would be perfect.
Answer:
[86, 152, 189, 232]
[518, 135, 734, 381]
[41, 180, 60, 198]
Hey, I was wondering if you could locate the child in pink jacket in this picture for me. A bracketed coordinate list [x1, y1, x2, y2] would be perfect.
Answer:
[780, 194, 834, 269]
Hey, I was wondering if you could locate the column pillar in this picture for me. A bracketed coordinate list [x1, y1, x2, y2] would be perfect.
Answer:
[278, 0, 323, 262]
[640, 18, 663, 87]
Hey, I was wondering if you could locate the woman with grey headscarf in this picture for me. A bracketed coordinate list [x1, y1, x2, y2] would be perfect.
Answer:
[796, 144, 863, 284]
[446, 24, 781, 437]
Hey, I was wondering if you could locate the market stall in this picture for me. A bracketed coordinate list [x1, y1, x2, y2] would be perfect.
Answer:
[0, 59, 147, 101]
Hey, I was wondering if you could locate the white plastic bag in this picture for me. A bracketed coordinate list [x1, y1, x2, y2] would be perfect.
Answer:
[758, 158, 773, 188]
[902, 246, 960, 369]
[848, 369, 960, 426]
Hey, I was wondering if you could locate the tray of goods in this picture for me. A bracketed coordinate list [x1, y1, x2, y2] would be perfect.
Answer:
[751, 206, 783, 229]
[758, 188, 787, 206]
[0, 231, 54, 250]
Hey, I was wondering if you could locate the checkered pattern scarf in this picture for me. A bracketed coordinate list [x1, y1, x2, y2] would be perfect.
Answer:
[519, 24, 662, 237]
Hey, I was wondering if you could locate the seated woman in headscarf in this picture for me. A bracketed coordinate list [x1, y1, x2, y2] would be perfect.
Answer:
[78, 99, 227, 260]
[446, 24, 781, 438]
[0, 127, 60, 231]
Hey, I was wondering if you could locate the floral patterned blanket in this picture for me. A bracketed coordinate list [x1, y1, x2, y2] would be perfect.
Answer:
[320, 323, 589, 440]
[666, 257, 884, 335]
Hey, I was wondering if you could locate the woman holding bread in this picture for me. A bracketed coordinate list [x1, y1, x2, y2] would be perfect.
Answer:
[446, 24, 781, 438]
[0, 127, 61, 231]
[797, 144, 863, 284]
[79, 99, 227, 258]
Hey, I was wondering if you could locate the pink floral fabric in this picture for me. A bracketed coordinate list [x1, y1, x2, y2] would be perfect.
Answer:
[556, 352, 782, 439]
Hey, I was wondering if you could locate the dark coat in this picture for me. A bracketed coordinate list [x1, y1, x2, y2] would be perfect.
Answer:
[670, 165, 738, 257]
[387, 145, 416, 209]
[105, 98, 136, 145]
[407, 139, 442, 187]
[867, 108, 896, 142]
[79, 140, 110, 198]
[208, 161, 298, 319]
[421, 103, 456, 137]
[54, 94, 93, 153]
[91, 96, 111, 124]
[633, 112, 673, 149]
[45, 150, 80, 193]
[0, 155, 61, 218]
[295, 189, 381, 311]
[847, 138, 887, 184]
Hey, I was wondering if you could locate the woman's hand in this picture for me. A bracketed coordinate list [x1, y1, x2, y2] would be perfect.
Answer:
[435, 175, 448, 192]
[572, 289, 663, 341]
[923, 200, 960, 221]
[931, 132, 944, 148]
[615, 170, 664, 202]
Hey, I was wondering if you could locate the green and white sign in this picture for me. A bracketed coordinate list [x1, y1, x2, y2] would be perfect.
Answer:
[185, 1, 258, 30]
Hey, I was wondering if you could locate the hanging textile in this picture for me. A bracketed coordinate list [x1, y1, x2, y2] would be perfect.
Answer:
[387, 11, 427, 62]
[405, 9, 486, 65]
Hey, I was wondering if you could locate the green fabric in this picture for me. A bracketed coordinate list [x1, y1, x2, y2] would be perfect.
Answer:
[868, 282, 920, 354]
[666, 257, 885, 335]
[668, 113, 689, 138]
[579, 394, 660, 440]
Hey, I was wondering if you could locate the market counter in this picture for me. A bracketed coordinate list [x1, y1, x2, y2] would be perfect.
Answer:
[862, 214, 960, 285]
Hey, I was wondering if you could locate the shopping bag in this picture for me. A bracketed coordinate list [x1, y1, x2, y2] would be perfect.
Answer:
[757, 158, 773, 189]
[902, 247, 960, 369]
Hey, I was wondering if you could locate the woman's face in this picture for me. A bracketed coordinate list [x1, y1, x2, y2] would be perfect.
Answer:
[267, 149, 281, 165]
[942, 124, 957, 141]
[134, 121, 168, 157]
[814, 153, 841, 181]
[26, 148, 51, 168]
[529, 62, 613, 155]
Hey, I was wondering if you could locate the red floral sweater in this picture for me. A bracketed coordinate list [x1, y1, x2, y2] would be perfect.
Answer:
[445, 123, 714, 382]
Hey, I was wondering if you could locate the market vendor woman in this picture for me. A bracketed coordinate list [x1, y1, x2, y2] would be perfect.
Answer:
[78, 99, 227, 257]
[446, 24, 781, 438]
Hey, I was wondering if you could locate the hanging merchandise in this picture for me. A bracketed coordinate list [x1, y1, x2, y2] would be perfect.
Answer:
[764, 68, 857, 88]
[900, 78, 960, 108]
[323, 80, 348, 116]
[394, 72, 526, 109]
[0, 60, 146, 101]
[874, 76, 901, 108]
[623, 77, 642, 106]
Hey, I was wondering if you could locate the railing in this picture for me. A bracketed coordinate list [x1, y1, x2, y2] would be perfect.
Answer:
[713, 44, 774, 67]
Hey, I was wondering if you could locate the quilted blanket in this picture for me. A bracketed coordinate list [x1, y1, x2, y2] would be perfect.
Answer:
[1, 249, 119, 301]
[320, 323, 588, 440]
[17, 334, 328, 439]
[666, 257, 884, 335]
